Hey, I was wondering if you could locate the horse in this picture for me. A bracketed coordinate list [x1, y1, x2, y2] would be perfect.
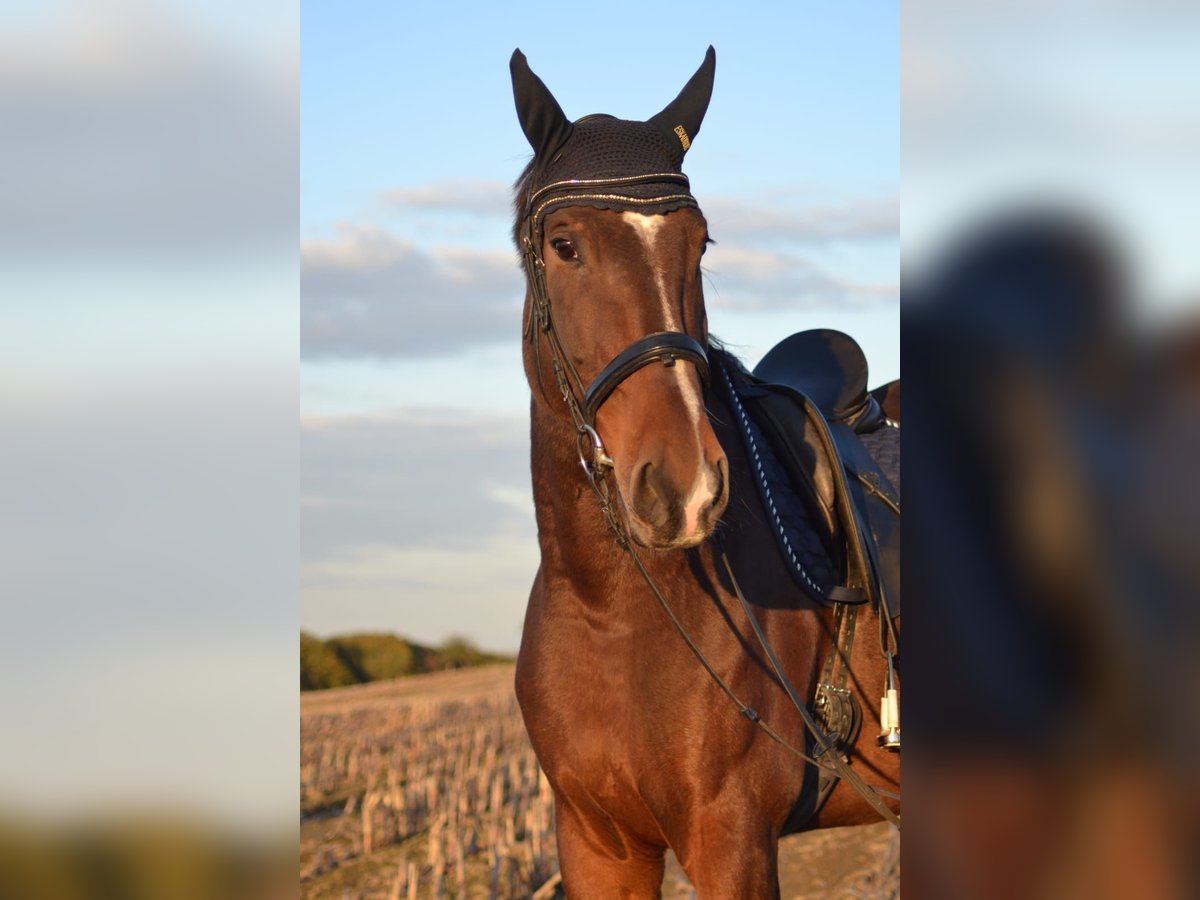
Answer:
[509, 47, 900, 897]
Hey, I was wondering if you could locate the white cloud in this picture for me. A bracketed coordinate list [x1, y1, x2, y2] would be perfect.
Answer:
[301, 223, 524, 358]
[379, 180, 513, 217]
[301, 409, 537, 647]
[705, 195, 899, 243]
[301, 407, 542, 648]
[704, 243, 898, 310]
[0, 6, 296, 256]
[301, 535, 538, 652]
[484, 482, 537, 517]
[301, 408, 533, 561]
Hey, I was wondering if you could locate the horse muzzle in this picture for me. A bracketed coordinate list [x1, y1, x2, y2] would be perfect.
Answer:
[625, 453, 728, 550]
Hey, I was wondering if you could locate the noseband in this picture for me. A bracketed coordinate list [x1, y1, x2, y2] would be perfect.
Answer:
[583, 331, 709, 422]
[520, 173, 710, 477]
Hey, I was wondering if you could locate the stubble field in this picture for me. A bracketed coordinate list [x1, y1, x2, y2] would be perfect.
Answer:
[300, 664, 897, 898]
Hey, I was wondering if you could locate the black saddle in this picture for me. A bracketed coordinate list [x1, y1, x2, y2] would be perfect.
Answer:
[716, 329, 900, 619]
[754, 328, 881, 430]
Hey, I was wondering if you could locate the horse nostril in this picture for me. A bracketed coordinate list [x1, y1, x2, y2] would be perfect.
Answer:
[695, 458, 728, 527]
[632, 462, 671, 528]
[713, 456, 729, 505]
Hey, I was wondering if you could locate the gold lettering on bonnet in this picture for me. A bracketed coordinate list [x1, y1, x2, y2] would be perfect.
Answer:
[673, 124, 691, 151]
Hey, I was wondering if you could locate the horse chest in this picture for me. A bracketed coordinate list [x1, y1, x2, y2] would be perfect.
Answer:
[518, 609, 773, 807]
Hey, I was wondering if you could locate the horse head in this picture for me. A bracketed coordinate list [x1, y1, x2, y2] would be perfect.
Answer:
[511, 48, 729, 550]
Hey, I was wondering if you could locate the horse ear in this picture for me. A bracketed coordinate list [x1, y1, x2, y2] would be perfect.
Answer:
[649, 46, 716, 157]
[510, 49, 573, 160]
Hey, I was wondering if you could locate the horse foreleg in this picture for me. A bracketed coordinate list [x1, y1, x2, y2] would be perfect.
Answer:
[553, 796, 667, 899]
[673, 821, 781, 900]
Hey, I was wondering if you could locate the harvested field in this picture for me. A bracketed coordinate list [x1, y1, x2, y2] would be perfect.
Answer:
[301, 664, 898, 898]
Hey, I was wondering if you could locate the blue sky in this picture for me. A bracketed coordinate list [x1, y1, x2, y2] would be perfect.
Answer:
[301, 2, 900, 650]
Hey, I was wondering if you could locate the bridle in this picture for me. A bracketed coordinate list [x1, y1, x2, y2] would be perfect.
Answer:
[518, 174, 901, 827]
[519, 172, 710, 481]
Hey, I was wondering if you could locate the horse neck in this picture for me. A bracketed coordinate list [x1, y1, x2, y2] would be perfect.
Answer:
[527, 396, 619, 555]
[527, 404, 670, 610]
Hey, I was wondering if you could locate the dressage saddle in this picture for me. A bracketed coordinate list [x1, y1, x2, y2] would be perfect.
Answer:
[755, 329, 881, 430]
[717, 329, 900, 621]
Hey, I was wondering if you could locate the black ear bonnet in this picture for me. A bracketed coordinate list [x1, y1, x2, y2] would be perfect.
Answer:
[510, 47, 716, 231]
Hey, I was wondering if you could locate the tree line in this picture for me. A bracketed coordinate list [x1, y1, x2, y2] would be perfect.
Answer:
[301, 631, 512, 691]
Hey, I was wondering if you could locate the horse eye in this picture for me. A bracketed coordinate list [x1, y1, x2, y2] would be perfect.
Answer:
[551, 238, 578, 261]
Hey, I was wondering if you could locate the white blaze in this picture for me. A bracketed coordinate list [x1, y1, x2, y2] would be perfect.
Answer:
[621, 211, 715, 533]
[622, 212, 676, 329]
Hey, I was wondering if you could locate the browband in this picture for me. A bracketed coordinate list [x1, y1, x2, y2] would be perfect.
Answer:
[525, 173, 695, 237]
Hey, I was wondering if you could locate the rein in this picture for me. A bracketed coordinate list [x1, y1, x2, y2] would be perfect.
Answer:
[611, 476, 901, 827]
[520, 192, 900, 828]
[718, 546, 902, 824]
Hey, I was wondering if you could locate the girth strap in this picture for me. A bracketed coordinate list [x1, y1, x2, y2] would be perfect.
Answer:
[583, 331, 709, 422]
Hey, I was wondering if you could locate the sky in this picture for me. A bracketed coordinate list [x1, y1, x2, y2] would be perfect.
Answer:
[4, 0, 1193, 835]
[2, 0, 299, 830]
[902, 3, 1200, 313]
[300, 2, 900, 651]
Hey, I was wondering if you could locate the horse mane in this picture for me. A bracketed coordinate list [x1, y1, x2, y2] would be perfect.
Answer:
[706, 335, 748, 374]
[511, 157, 543, 272]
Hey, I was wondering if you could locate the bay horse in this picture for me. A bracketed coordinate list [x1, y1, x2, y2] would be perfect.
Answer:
[510, 47, 900, 897]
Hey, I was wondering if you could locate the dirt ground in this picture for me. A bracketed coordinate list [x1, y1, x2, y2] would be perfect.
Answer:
[652, 822, 898, 899]
[777, 823, 898, 899]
